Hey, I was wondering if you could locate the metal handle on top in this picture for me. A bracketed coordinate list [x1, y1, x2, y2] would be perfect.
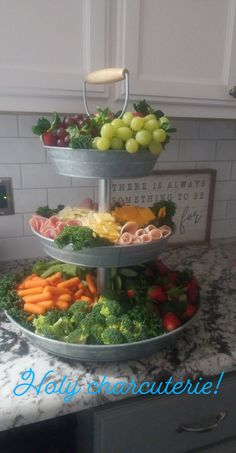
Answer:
[83, 67, 129, 118]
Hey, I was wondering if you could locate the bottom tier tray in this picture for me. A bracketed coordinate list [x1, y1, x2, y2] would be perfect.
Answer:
[32, 229, 169, 268]
[6, 306, 200, 362]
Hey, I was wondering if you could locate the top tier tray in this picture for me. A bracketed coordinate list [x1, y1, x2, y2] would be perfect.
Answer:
[46, 146, 157, 179]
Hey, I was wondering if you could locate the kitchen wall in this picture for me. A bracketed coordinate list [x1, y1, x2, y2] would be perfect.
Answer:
[0, 113, 236, 260]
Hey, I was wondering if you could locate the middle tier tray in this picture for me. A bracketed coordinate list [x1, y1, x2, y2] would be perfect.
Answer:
[32, 228, 169, 267]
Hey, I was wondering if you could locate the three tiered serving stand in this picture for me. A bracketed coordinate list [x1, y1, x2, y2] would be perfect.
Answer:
[8, 68, 199, 361]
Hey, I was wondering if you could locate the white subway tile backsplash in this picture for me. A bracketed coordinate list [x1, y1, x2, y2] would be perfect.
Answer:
[0, 214, 23, 238]
[48, 187, 95, 207]
[171, 119, 200, 139]
[0, 164, 21, 188]
[14, 189, 47, 213]
[213, 201, 227, 220]
[200, 120, 236, 139]
[23, 213, 34, 236]
[0, 114, 18, 137]
[157, 140, 179, 162]
[72, 178, 99, 187]
[157, 162, 197, 171]
[216, 141, 236, 160]
[196, 161, 231, 181]
[227, 201, 236, 219]
[21, 164, 70, 188]
[179, 140, 216, 161]
[0, 138, 46, 164]
[214, 181, 236, 201]
[231, 162, 236, 180]
[18, 114, 51, 138]
[0, 236, 45, 260]
[211, 219, 236, 239]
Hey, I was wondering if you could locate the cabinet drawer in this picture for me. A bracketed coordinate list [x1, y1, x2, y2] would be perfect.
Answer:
[93, 373, 236, 453]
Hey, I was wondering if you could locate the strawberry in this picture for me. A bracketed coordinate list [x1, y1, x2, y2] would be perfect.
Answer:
[148, 286, 167, 303]
[182, 304, 197, 320]
[167, 272, 178, 284]
[163, 313, 181, 332]
[186, 277, 199, 305]
[132, 112, 145, 117]
[127, 289, 135, 298]
[42, 131, 57, 146]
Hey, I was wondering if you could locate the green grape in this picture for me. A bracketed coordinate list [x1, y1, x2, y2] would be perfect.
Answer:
[159, 116, 170, 127]
[125, 138, 139, 153]
[135, 129, 152, 146]
[149, 141, 162, 155]
[144, 119, 160, 131]
[144, 114, 156, 122]
[130, 117, 145, 131]
[111, 137, 123, 150]
[111, 118, 125, 130]
[97, 137, 110, 151]
[101, 123, 115, 139]
[153, 129, 167, 143]
[116, 126, 133, 142]
[92, 137, 99, 149]
[122, 112, 133, 125]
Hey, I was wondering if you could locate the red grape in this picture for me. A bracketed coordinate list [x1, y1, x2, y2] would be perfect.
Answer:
[64, 116, 75, 127]
[57, 138, 66, 147]
[56, 127, 67, 138]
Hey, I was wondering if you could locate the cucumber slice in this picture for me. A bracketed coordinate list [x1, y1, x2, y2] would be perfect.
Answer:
[115, 275, 122, 291]
[119, 268, 138, 278]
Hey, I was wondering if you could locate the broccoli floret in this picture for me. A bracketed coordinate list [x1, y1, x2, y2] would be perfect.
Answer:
[33, 314, 73, 340]
[49, 317, 73, 339]
[33, 311, 60, 337]
[69, 302, 90, 325]
[101, 327, 125, 345]
[119, 315, 133, 336]
[69, 301, 90, 314]
[106, 315, 121, 329]
[91, 302, 103, 315]
[100, 300, 123, 318]
[65, 328, 87, 344]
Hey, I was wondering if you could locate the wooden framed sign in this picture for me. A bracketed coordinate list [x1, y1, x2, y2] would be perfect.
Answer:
[111, 169, 216, 245]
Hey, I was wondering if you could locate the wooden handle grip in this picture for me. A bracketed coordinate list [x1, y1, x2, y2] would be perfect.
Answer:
[85, 68, 128, 84]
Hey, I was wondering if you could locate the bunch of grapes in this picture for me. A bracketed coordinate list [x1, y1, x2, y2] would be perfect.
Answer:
[93, 112, 171, 155]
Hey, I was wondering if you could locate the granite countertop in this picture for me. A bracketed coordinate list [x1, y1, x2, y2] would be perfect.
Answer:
[0, 239, 236, 432]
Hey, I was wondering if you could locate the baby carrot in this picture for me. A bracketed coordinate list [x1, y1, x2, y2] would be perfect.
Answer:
[57, 277, 80, 289]
[23, 292, 51, 304]
[44, 285, 70, 296]
[38, 300, 54, 310]
[27, 314, 35, 322]
[86, 274, 97, 295]
[55, 300, 69, 310]
[17, 287, 43, 297]
[58, 294, 72, 303]
[24, 303, 46, 315]
[46, 272, 62, 285]
[79, 296, 93, 303]
[25, 279, 47, 289]
[74, 288, 84, 299]
[78, 282, 85, 290]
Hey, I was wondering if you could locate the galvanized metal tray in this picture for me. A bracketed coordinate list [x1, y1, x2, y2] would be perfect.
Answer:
[32, 228, 169, 268]
[46, 146, 157, 179]
[5, 305, 200, 362]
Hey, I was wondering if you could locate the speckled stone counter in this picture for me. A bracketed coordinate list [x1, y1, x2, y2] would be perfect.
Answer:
[0, 240, 236, 432]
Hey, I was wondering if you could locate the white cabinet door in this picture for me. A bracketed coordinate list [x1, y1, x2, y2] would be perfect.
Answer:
[0, 0, 109, 112]
[115, 0, 236, 118]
